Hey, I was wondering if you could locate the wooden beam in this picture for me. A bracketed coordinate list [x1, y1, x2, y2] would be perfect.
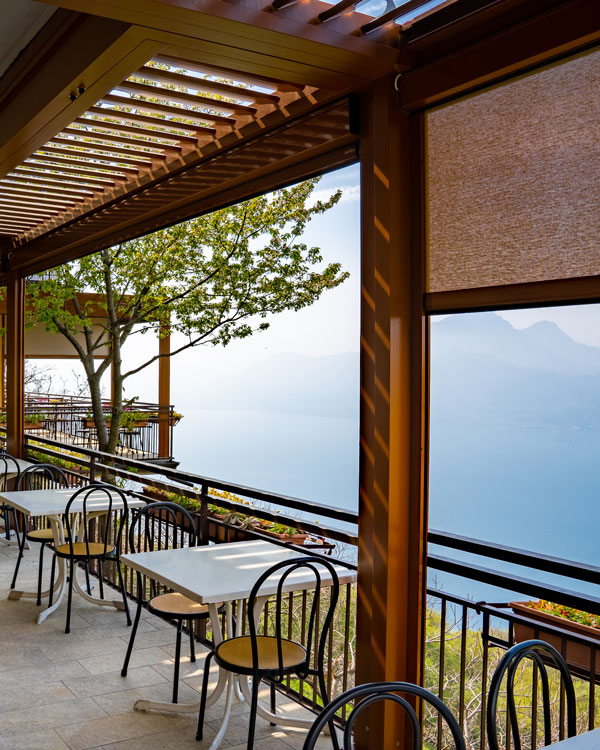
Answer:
[356, 77, 427, 747]
[5, 273, 25, 457]
[397, 0, 600, 110]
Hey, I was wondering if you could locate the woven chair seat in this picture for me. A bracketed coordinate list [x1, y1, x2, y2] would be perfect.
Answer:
[54, 541, 114, 558]
[216, 635, 306, 671]
[149, 592, 213, 616]
[27, 528, 70, 542]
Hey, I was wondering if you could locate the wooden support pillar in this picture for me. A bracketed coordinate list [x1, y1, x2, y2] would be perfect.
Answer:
[0, 313, 5, 409]
[356, 77, 428, 747]
[5, 273, 25, 457]
[158, 325, 171, 458]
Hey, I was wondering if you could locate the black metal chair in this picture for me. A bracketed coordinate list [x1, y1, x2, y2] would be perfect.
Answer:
[302, 681, 467, 749]
[10, 463, 70, 605]
[487, 639, 577, 750]
[49, 483, 131, 633]
[0, 453, 22, 543]
[197, 555, 341, 750]
[122, 501, 216, 703]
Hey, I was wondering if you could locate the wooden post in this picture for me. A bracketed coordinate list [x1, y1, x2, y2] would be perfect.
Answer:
[0, 313, 5, 409]
[355, 77, 428, 747]
[5, 273, 25, 457]
[158, 324, 171, 458]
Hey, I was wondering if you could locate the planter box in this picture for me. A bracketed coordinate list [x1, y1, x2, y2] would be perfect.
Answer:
[510, 601, 600, 677]
[259, 528, 309, 545]
[24, 422, 44, 430]
[82, 417, 148, 429]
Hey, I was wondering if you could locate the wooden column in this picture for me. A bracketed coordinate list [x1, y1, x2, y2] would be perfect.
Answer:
[5, 273, 25, 457]
[0, 314, 5, 409]
[158, 325, 171, 458]
[356, 77, 428, 747]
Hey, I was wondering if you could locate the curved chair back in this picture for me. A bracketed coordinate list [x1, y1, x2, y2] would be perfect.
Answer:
[487, 639, 576, 750]
[128, 501, 197, 600]
[302, 681, 466, 750]
[17, 463, 69, 491]
[247, 556, 340, 683]
[62, 484, 129, 562]
[0, 453, 22, 489]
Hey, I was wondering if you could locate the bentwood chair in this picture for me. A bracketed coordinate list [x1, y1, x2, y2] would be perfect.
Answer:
[302, 681, 466, 750]
[122, 502, 218, 702]
[10, 464, 70, 604]
[0, 453, 22, 543]
[49, 483, 131, 633]
[487, 639, 576, 750]
[197, 555, 340, 750]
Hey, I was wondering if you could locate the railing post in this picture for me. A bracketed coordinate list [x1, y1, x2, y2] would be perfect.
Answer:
[198, 481, 209, 545]
[90, 455, 96, 483]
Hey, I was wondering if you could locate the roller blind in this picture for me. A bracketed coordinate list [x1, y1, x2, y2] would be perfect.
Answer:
[426, 47, 600, 294]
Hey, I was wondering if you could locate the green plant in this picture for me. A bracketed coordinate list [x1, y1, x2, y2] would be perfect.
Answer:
[527, 600, 600, 629]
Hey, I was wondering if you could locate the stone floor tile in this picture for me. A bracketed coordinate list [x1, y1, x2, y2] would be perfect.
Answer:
[0, 728, 71, 749]
[63, 666, 168, 698]
[0, 680, 75, 713]
[54, 711, 178, 750]
[0, 697, 107, 737]
[91, 680, 201, 715]
[79, 647, 172, 675]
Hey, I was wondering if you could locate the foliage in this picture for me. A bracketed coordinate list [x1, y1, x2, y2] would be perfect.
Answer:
[527, 600, 600, 629]
[26, 179, 346, 455]
[0, 412, 48, 425]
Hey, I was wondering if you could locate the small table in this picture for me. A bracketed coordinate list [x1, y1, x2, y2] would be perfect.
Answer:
[0, 458, 33, 544]
[543, 730, 600, 749]
[121, 539, 356, 748]
[1, 487, 144, 623]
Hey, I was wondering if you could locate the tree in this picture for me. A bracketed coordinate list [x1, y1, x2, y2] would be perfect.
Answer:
[27, 178, 347, 454]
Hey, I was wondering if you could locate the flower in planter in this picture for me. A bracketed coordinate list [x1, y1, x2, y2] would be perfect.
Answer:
[527, 600, 600, 629]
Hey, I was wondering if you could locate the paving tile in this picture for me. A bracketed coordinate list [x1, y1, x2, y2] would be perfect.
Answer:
[0, 697, 107, 737]
[0, 680, 75, 713]
[94, 724, 218, 749]
[55, 711, 178, 750]
[91, 681, 201, 715]
[0, 729, 71, 749]
[64, 666, 168, 699]
[80, 647, 172, 675]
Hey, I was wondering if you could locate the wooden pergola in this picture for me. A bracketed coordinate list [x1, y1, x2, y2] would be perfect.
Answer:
[0, 0, 598, 745]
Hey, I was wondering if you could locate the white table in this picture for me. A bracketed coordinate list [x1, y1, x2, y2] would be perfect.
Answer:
[544, 730, 600, 749]
[1, 487, 144, 623]
[121, 539, 356, 748]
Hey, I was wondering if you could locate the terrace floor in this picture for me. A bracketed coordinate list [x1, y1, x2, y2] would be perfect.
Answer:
[0, 542, 330, 750]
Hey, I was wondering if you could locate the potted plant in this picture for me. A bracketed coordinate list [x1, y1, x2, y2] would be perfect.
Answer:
[510, 600, 600, 676]
[256, 520, 308, 544]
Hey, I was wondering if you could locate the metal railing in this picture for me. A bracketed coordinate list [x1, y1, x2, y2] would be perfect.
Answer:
[7, 393, 180, 461]
[12, 433, 600, 743]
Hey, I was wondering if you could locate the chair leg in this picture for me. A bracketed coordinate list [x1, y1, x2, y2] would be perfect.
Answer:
[84, 562, 92, 595]
[36, 542, 46, 606]
[247, 673, 260, 750]
[49, 553, 57, 607]
[173, 620, 183, 703]
[196, 650, 215, 741]
[318, 671, 340, 750]
[189, 620, 196, 663]
[98, 560, 104, 599]
[10, 525, 27, 589]
[116, 561, 131, 626]
[270, 680, 276, 726]
[121, 598, 143, 677]
[65, 558, 74, 634]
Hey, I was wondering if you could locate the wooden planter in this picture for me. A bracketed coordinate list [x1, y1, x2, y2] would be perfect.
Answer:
[510, 601, 600, 677]
[24, 422, 44, 430]
[82, 417, 148, 429]
[259, 528, 309, 545]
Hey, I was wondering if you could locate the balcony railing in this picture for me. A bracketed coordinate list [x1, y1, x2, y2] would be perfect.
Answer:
[10, 432, 600, 744]
[6, 393, 180, 462]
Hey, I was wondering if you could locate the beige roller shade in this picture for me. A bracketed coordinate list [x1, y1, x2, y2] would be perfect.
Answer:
[425, 47, 600, 294]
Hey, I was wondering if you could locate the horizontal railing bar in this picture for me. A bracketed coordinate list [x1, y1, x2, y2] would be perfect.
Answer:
[429, 554, 600, 616]
[429, 529, 600, 583]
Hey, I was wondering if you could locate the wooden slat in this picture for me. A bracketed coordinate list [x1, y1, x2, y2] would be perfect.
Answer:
[35, 152, 143, 176]
[317, 0, 357, 23]
[23, 159, 126, 182]
[135, 65, 280, 105]
[4, 174, 101, 194]
[0, 197, 61, 214]
[360, 0, 434, 34]
[153, 54, 304, 93]
[87, 106, 216, 135]
[74, 117, 200, 144]
[55, 133, 168, 158]
[117, 79, 257, 116]
[40, 145, 154, 168]
[100, 94, 235, 126]
[0, 183, 86, 202]
[62, 127, 178, 155]
[0, 213, 41, 224]
[0, 188, 79, 206]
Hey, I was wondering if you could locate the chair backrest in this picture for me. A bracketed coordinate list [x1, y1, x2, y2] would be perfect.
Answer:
[247, 555, 340, 681]
[487, 639, 577, 750]
[302, 681, 466, 750]
[63, 484, 129, 561]
[17, 463, 69, 491]
[0, 453, 22, 490]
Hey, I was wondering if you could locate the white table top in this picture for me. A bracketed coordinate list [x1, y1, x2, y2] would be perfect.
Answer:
[544, 730, 600, 749]
[1, 457, 32, 476]
[0, 488, 144, 517]
[121, 539, 356, 605]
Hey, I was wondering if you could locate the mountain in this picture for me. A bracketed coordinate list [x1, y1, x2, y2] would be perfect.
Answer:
[432, 312, 600, 374]
[197, 351, 359, 418]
